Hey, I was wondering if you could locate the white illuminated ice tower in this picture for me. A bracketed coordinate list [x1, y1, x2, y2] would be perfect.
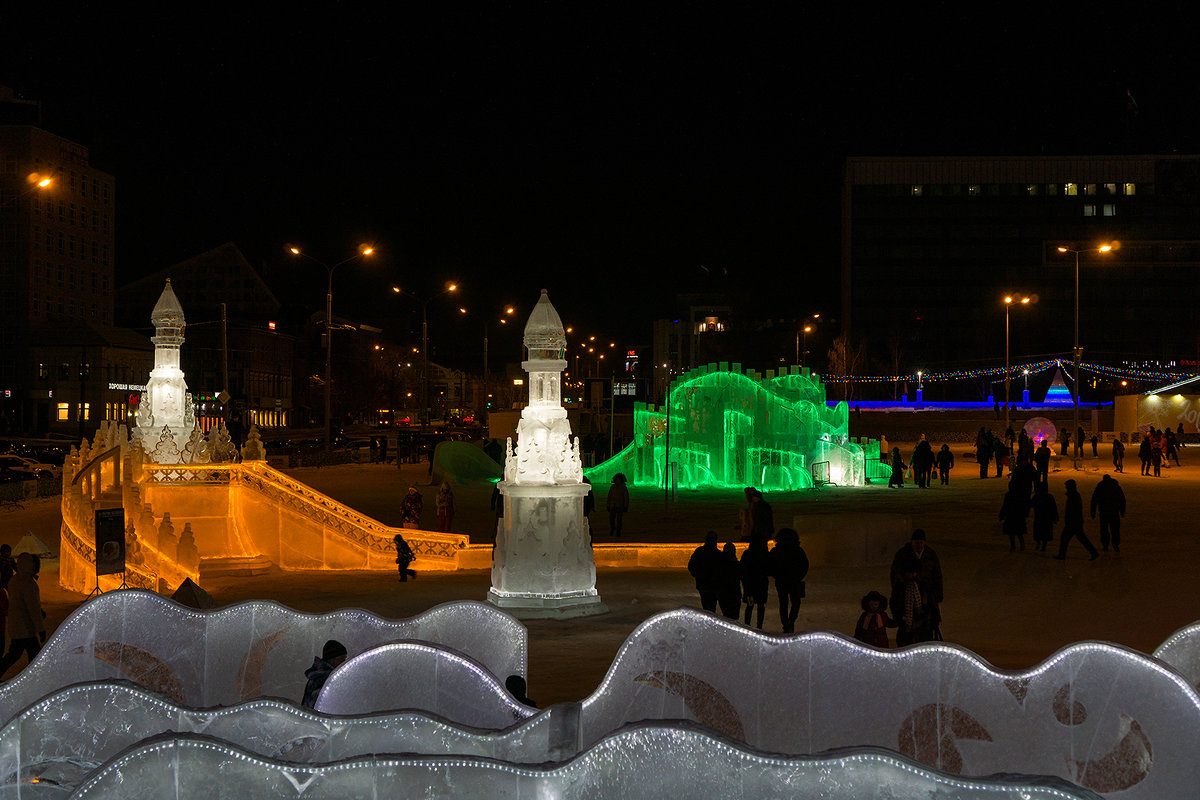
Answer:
[134, 279, 196, 463]
[487, 290, 606, 619]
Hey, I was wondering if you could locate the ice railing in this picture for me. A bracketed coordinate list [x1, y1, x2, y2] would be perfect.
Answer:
[1151, 620, 1200, 690]
[68, 729, 1104, 800]
[0, 593, 526, 724]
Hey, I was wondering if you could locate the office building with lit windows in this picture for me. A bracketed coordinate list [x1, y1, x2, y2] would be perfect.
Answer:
[0, 114, 151, 435]
[841, 155, 1200, 383]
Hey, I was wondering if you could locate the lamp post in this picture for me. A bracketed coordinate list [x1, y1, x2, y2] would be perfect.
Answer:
[289, 244, 374, 451]
[1023, 369, 1030, 409]
[1056, 244, 1112, 469]
[794, 314, 820, 367]
[393, 283, 458, 428]
[458, 304, 515, 427]
[1, 172, 53, 210]
[1003, 294, 1031, 432]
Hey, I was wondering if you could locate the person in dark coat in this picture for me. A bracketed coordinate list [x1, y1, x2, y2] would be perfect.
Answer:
[913, 440, 934, 488]
[1033, 441, 1051, 485]
[750, 489, 774, 541]
[935, 444, 954, 485]
[768, 527, 809, 633]
[1054, 479, 1099, 560]
[1075, 426, 1086, 459]
[854, 590, 896, 648]
[891, 555, 933, 646]
[740, 534, 770, 630]
[393, 533, 417, 581]
[1090, 474, 1127, 552]
[977, 439, 992, 479]
[889, 529, 943, 638]
[688, 531, 724, 613]
[1150, 443, 1163, 477]
[888, 447, 907, 488]
[998, 488, 1029, 552]
[1138, 438, 1151, 476]
[1112, 439, 1125, 473]
[1009, 456, 1037, 500]
[606, 473, 630, 536]
[0, 545, 13, 589]
[717, 543, 742, 620]
[0, 553, 44, 675]
[301, 639, 347, 709]
[1031, 481, 1058, 552]
[991, 436, 1007, 477]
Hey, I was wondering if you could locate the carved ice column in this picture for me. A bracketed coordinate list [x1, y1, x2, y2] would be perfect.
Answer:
[487, 290, 606, 619]
[135, 279, 196, 463]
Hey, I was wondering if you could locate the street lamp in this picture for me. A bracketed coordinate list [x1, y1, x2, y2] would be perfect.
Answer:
[1003, 294, 1031, 432]
[1, 172, 54, 210]
[288, 243, 375, 451]
[393, 283, 458, 428]
[1023, 369, 1030, 409]
[1056, 243, 1113, 469]
[794, 314, 820, 367]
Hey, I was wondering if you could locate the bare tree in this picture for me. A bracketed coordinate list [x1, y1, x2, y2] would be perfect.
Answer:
[827, 334, 866, 401]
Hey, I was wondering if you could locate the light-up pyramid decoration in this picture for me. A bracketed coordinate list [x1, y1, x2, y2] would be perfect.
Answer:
[132, 279, 197, 462]
[1044, 367, 1075, 405]
[487, 290, 606, 619]
[587, 363, 875, 489]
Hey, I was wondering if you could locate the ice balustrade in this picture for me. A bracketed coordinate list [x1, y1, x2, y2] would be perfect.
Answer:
[0, 593, 526, 725]
[68, 730, 1105, 800]
[584, 364, 874, 491]
[6, 606, 1200, 796]
[313, 642, 537, 727]
[0, 684, 565, 795]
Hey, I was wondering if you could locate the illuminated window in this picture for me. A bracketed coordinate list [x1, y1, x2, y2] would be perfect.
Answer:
[968, 185, 981, 196]
[1123, 182, 1136, 195]
[1083, 205, 1096, 217]
[910, 185, 923, 197]
[1064, 183, 1078, 195]
[56, 403, 70, 421]
[1025, 184, 1038, 196]
[78, 403, 90, 422]
[1103, 183, 1116, 195]
[1103, 204, 1116, 216]
[1045, 183, 1058, 195]
[1084, 183, 1097, 195]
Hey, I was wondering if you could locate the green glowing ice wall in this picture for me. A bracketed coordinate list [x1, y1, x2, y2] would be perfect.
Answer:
[585, 363, 879, 490]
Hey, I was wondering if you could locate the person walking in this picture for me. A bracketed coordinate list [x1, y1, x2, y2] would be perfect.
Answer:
[1054, 479, 1099, 561]
[1031, 481, 1058, 552]
[435, 481, 455, 532]
[998, 487, 1029, 552]
[935, 444, 954, 485]
[1112, 439, 1125, 473]
[889, 529, 943, 639]
[888, 447, 907, 488]
[977, 438, 992, 480]
[607, 473, 630, 537]
[687, 531, 724, 613]
[1090, 474, 1127, 552]
[1034, 440, 1051, 485]
[717, 543, 742, 621]
[768, 527, 809, 633]
[393, 533, 417, 581]
[1138, 438, 1151, 476]
[0, 553, 45, 675]
[400, 485, 423, 529]
[740, 534, 770, 630]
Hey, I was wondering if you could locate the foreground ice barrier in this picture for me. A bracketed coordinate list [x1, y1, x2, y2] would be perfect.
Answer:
[577, 609, 1199, 797]
[1151, 621, 1200, 689]
[313, 642, 537, 727]
[0, 593, 526, 724]
[69, 729, 1104, 800]
[0, 684, 564, 796]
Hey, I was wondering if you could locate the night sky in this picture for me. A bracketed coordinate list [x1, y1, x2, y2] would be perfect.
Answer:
[4, 9, 1197, 367]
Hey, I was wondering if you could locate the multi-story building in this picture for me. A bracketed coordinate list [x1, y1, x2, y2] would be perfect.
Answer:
[842, 155, 1200, 388]
[1, 111, 147, 435]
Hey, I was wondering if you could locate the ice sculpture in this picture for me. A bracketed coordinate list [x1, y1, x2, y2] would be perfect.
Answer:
[487, 290, 606, 618]
[314, 642, 537, 726]
[585, 364, 876, 490]
[0, 593, 526, 724]
[68, 730, 1106, 800]
[576, 609, 1200, 796]
[133, 279, 196, 462]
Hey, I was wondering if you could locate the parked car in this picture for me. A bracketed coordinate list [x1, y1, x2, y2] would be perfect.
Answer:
[0, 454, 61, 479]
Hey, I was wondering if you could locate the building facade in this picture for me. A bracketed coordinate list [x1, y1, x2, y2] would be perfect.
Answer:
[842, 155, 1200, 383]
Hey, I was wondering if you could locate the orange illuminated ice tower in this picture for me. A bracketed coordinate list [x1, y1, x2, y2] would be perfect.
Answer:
[487, 290, 607, 618]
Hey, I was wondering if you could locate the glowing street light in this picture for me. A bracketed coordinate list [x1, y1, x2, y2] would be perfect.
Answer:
[393, 282, 458, 427]
[288, 243, 375, 451]
[1056, 243, 1114, 469]
[1003, 294, 1032, 431]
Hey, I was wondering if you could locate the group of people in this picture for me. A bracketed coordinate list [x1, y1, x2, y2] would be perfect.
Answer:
[1136, 427, 1182, 476]
[851, 530, 946, 649]
[887, 441, 955, 488]
[0, 546, 47, 677]
[997, 466, 1127, 558]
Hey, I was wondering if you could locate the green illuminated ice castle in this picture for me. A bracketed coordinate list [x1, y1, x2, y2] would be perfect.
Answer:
[585, 363, 879, 490]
